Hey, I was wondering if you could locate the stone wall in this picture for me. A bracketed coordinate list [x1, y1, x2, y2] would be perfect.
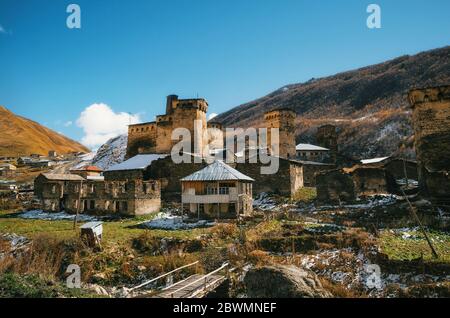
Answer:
[264, 109, 296, 159]
[408, 85, 450, 200]
[126, 96, 208, 158]
[34, 174, 161, 215]
[316, 124, 338, 163]
[316, 169, 356, 203]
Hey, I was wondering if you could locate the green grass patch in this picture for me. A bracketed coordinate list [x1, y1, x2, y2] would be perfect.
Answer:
[380, 229, 450, 263]
[292, 187, 317, 203]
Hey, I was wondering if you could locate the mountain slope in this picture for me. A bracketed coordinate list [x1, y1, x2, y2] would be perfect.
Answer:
[0, 106, 90, 156]
[215, 46, 450, 159]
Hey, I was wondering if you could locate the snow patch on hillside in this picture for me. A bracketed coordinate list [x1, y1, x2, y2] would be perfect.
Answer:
[91, 134, 128, 170]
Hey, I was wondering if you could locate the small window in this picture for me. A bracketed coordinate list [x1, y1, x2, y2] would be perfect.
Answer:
[90, 200, 95, 210]
[51, 185, 56, 194]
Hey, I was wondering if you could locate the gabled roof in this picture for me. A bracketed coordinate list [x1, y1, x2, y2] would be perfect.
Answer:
[181, 160, 254, 182]
[296, 143, 329, 151]
[71, 165, 103, 172]
[41, 173, 84, 181]
[106, 154, 168, 172]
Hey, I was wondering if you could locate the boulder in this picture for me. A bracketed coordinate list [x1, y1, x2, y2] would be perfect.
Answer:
[244, 264, 332, 298]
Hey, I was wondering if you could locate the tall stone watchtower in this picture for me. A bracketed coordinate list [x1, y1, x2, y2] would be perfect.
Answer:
[264, 108, 296, 159]
[317, 124, 338, 163]
[408, 85, 450, 199]
[126, 95, 208, 159]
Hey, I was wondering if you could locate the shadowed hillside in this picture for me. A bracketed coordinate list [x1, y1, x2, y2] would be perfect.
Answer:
[215, 46, 450, 159]
[0, 106, 89, 156]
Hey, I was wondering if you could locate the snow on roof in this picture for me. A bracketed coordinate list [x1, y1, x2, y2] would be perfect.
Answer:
[296, 143, 329, 151]
[41, 173, 85, 181]
[80, 221, 103, 229]
[181, 160, 254, 182]
[106, 154, 168, 171]
[86, 176, 105, 181]
[360, 156, 390, 164]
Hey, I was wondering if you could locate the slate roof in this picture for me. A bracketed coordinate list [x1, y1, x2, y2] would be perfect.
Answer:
[106, 154, 168, 171]
[41, 173, 85, 181]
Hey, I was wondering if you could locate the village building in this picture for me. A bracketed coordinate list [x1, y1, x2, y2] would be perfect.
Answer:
[70, 165, 103, 179]
[17, 157, 32, 166]
[0, 163, 16, 177]
[34, 155, 163, 215]
[316, 166, 397, 203]
[181, 160, 254, 219]
[0, 180, 18, 192]
[296, 143, 330, 162]
[361, 156, 418, 183]
[408, 85, 450, 202]
[48, 150, 57, 158]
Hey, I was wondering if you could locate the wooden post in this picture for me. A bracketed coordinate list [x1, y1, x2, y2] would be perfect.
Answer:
[402, 189, 438, 259]
[73, 180, 83, 230]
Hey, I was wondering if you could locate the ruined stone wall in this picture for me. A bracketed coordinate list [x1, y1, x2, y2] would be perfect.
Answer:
[145, 155, 206, 199]
[383, 159, 418, 181]
[316, 169, 356, 203]
[351, 167, 389, 196]
[408, 85, 450, 199]
[36, 175, 160, 215]
[264, 109, 296, 159]
[236, 159, 300, 196]
[302, 164, 335, 187]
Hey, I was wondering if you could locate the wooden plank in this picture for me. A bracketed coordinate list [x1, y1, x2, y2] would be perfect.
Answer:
[154, 274, 225, 298]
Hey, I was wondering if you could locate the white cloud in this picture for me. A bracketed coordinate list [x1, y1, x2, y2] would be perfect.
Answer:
[76, 103, 140, 149]
[64, 121, 73, 127]
[208, 113, 218, 121]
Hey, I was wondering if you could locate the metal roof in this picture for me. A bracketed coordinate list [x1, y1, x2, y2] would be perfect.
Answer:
[41, 173, 85, 181]
[361, 156, 390, 164]
[80, 221, 103, 229]
[181, 160, 254, 182]
[296, 143, 329, 151]
[106, 154, 168, 171]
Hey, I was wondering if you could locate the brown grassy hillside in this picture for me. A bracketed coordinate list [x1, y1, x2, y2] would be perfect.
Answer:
[0, 106, 89, 156]
[215, 46, 450, 159]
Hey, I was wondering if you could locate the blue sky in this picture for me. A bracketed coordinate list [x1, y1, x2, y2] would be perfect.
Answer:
[0, 0, 449, 149]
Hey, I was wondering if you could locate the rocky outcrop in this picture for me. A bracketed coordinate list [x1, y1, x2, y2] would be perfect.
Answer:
[244, 264, 332, 298]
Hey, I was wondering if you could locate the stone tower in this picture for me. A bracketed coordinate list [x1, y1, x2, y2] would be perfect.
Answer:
[264, 108, 296, 159]
[317, 124, 338, 163]
[126, 95, 208, 158]
[408, 85, 450, 199]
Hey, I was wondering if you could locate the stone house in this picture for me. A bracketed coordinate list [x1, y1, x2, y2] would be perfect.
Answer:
[34, 155, 163, 215]
[181, 160, 254, 219]
[0, 163, 16, 177]
[296, 143, 330, 162]
[408, 85, 450, 202]
[70, 165, 103, 179]
[316, 166, 397, 203]
[361, 156, 418, 181]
